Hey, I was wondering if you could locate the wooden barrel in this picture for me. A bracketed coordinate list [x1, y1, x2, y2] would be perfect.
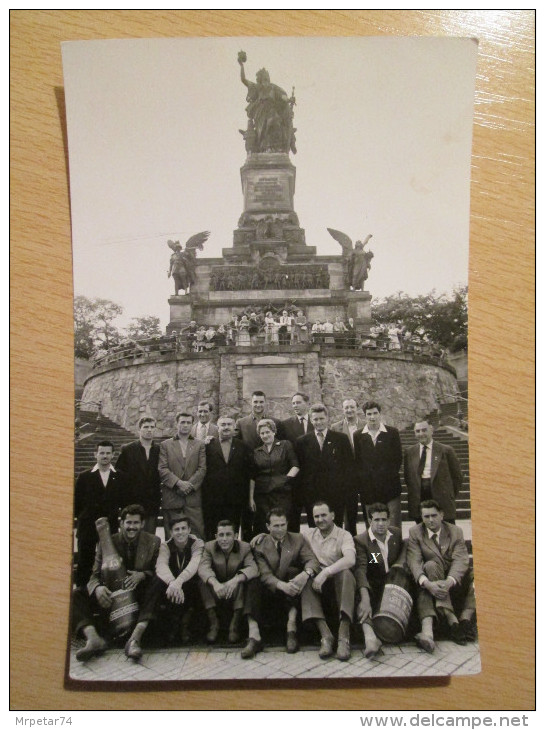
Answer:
[108, 588, 139, 637]
[373, 567, 413, 644]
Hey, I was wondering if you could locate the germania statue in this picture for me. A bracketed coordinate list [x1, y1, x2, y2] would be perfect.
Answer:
[237, 51, 296, 154]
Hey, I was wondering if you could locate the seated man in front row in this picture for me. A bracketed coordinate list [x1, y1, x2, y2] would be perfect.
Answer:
[198, 519, 262, 659]
[302, 501, 356, 661]
[72, 504, 161, 662]
[155, 513, 204, 644]
[407, 499, 476, 653]
[354, 502, 408, 657]
[251, 507, 320, 654]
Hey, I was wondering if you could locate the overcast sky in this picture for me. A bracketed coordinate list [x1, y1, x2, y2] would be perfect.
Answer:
[62, 36, 477, 330]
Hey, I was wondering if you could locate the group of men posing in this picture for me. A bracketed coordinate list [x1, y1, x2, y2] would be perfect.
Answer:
[73, 391, 475, 663]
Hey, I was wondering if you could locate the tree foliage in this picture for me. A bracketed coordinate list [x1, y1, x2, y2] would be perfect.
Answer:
[125, 316, 162, 340]
[371, 286, 468, 351]
[74, 296, 123, 358]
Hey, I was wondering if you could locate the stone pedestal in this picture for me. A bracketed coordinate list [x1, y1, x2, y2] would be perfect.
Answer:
[240, 153, 296, 214]
[167, 296, 193, 333]
[346, 290, 373, 332]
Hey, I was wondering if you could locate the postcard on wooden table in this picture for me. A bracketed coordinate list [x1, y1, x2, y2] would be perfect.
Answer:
[62, 36, 479, 688]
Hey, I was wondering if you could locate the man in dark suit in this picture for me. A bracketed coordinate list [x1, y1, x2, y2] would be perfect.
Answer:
[198, 519, 262, 659]
[72, 504, 161, 662]
[353, 401, 403, 529]
[331, 397, 365, 535]
[407, 500, 476, 652]
[235, 390, 284, 539]
[190, 400, 219, 442]
[74, 440, 128, 587]
[251, 507, 320, 653]
[202, 414, 252, 540]
[115, 416, 161, 534]
[295, 403, 354, 530]
[159, 412, 206, 539]
[404, 420, 463, 523]
[354, 502, 408, 657]
[235, 390, 285, 450]
[281, 392, 314, 532]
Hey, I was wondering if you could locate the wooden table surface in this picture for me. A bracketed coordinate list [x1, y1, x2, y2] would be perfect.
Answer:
[10, 10, 535, 711]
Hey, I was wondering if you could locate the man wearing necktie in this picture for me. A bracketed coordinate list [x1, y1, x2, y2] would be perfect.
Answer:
[190, 400, 219, 442]
[407, 500, 476, 652]
[295, 403, 354, 530]
[404, 420, 463, 524]
[250, 507, 320, 654]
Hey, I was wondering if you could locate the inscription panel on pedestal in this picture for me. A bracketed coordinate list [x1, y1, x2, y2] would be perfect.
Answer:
[242, 365, 298, 398]
[244, 170, 292, 211]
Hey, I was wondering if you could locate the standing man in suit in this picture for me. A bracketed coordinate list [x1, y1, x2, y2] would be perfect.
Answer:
[404, 420, 463, 524]
[407, 500, 476, 652]
[353, 401, 403, 529]
[72, 504, 161, 662]
[235, 391, 284, 539]
[251, 507, 319, 653]
[354, 502, 408, 657]
[281, 392, 314, 532]
[115, 416, 161, 534]
[296, 404, 354, 530]
[331, 397, 365, 535]
[281, 392, 314, 445]
[190, 400, 219, 442]
[202, 414, 252, 540]
[74, 440, 128, 587]
[159, 412, 206, 539]
[198, 519, 262, 659]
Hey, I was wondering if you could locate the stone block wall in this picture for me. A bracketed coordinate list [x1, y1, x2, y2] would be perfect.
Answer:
[82, 349, 458, 436]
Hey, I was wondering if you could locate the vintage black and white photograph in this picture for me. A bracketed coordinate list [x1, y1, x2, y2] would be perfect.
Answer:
[63, 36, 479, 686]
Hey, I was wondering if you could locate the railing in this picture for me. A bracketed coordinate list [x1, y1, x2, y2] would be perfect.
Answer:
[90, 331, 452, 369]
[437, 394, 468, 430]
[75, 400, 102, 440]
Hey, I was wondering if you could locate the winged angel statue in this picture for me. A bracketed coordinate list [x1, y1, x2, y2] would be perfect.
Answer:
[167, 232, 210, 295]
[327, 229, 374, 291]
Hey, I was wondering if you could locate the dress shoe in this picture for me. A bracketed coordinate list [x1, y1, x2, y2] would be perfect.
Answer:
[415, 632, 435, 653]
[206, 622, 219, 644]
[75, 636, 107, 662]
[286, 631, 299, 654]
[335, 637, 351, 662]
[240, 638, 263, 659]
[458, 619, 477, 642]
[318, 636, 335, 659]
[124, 638, 143, 661]
[450, 622, 467, 645]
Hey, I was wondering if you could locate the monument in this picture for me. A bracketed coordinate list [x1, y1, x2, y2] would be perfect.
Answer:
[166, 52, 373, 336]
[82, 53, 459, 433]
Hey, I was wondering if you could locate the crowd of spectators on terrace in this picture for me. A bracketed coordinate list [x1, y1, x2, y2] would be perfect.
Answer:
[92, 311, 446, 368]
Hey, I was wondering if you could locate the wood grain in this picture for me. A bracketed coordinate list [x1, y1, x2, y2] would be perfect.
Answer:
[10, 10, 535, 710]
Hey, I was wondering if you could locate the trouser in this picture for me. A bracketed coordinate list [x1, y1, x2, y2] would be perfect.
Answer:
[253, 490, 292, 537]
[417, 560, 476, 621]
[198, 576, 260, 616]
[142, 514, 158, 535]
[155, 574, 200, 633]
[75, 532, 98, 589]
[203, 502, 243, 542]
[247, 570, 310, 629]
[344, 489, 359, 536]
[301, 569, 356, 623]
[163, 506, 204, 540]
[71, 575, 162, 637]
[364, 496, 402, 530]
[305, 494, 345, 529]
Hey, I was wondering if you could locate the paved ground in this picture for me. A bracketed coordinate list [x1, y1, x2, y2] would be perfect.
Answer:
[68, 639, 480, 684]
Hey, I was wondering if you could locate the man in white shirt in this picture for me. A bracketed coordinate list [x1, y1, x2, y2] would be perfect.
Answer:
[303, 501, 356, 661]
[354, 503, 408, 657]
[190, 400, 219, 442]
